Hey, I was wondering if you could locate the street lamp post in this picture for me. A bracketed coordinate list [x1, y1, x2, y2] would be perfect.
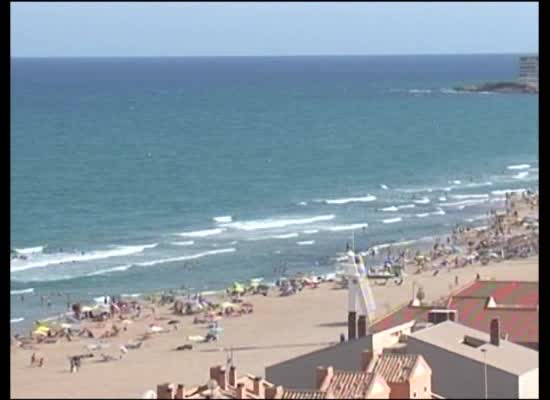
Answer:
[481, 348, 488, 399]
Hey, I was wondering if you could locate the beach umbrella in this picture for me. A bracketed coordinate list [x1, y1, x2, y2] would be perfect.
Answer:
[33, 330, 48, 336]
[220, 302, 238, 310]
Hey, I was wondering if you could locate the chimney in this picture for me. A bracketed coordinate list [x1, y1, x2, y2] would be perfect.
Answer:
[209, 366, 228, 390]
[253, 376, 265, 398]
[348, 311, 357, 340]
[228, 365, 237, 387]
[490, 318, 500, 346]
[265, 385, 284, 399]
[236, 383, 246, 399]
[316, 366, 334, 390]
[175, 384, 185, 399]
[361, 350, 378, 371]
[358, 315, 367, 338]
[157, 383, 174, 399]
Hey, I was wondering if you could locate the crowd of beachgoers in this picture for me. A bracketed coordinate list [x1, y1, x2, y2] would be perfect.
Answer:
[10, 190, 538, 396]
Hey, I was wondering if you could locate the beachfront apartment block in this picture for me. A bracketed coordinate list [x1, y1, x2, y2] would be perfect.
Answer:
[407, 320, 538, 399]
[519, 56, 538, 84]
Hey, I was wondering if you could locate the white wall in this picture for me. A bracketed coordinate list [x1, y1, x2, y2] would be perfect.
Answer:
[518, 368, 538, 399]
[407, 338, 519, 399]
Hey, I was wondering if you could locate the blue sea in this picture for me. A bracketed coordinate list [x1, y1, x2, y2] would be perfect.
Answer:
[11, 55, 538, 331]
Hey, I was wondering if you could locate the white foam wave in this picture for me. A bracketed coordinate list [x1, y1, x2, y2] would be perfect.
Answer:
[382, 217, 402, 224]
[121, 293, 142, 298]
[327, 223, 368, 232]
[397, 204, 416, 210]
[507, 164, 531, 170]
[213, 216, 232, 223]
[297, 240, 315, 246]
[303, 229, 319, 234]
[416, 213, 430, 218]
[438, 199, 487, 208]
[270, 233, 299, 239]
[14, 246, 44, 255]
[413, 197, 431, 204]
[86, 265, 132, 277]
[11, 288, 34, 295]
[11, 318, 24, 324]
[10, 243, 158, 273]
[222, 215, 335, 231]
[432, 208, 446, 216]
[409, 89, 432, 94]
[170, 241, 195, 246]
[381, 206, 399, 212]
[380, 184, 389, 190]
[490, 188, 526, 196]
[439, 197, 447, 202]
[298, 201, 308, 206]
[514, 171, 529, 179]
[464, 181, 493, 188]
[450, 194, 489, 200]
[323, 195, 376, 205]
[178, 228, 225, 237]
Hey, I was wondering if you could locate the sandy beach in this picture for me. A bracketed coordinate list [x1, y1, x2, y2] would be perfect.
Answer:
[11, 255, 538, 398]
[11, 193, 539, 398]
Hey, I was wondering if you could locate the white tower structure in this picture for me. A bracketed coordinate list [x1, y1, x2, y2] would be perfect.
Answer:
[344, 250, 376, 340]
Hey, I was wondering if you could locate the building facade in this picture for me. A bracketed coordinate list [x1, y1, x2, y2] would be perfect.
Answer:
[519, 56, 539, 84]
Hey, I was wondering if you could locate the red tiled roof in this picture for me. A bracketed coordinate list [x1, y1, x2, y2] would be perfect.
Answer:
[371, 354, 419, 383]
[448, 297, 538, 344]
[326, 370, 375, 398]
[282, 390, 329, 399]
[370, 280, 538, 346]
[455, 281, 538, 306]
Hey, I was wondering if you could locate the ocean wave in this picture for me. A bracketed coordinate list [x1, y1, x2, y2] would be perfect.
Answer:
[170, 241, 195, 246]
[213, 216, 233, 223]
[409, 89, 432, 94]
[464, 181, 493, 188]
[439, 196, 447, 202]
[382, 217, 402, 224]
[88, 248, 237, 275]
[298, 201, 308, 206]
[450, 194, 489, 200]
[416, 213, 430, 218]
[397, 204, 416, 210]
[432, 208, 446, 216]
[514, 171, 529, 179]
[177, 228, 225, 238]
[121, 293, 142, 298]
[221, 214, 335, 231]
[381, 206, 399, 212]
[323, 195, 376, 205]
[327, 223, 368, 232]
[303, 229, 319, 234]
[270, 233, 299, 239]
[507, 164, 531, 170]
[10, 243, 158, 273]
[14, 246, 45, 255]
[11, 288, 34, 295]
[437, 199, 487, 208]
[11, 318, 24, 324]
[448, 180, 462, 185]
[413, 197, 430, 204]
[440, 88, 458, 94]
[297, 240, 315, 246]
[380, 184, 389, 190]
[490, 188, 526, 196]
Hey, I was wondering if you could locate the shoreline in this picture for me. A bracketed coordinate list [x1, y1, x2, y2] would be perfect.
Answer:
[10, 192, 538, 398]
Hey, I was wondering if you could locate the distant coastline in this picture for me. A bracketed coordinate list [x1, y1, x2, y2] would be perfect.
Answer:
[454, 81, 538, 94]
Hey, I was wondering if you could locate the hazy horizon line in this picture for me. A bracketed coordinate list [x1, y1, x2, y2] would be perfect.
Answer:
[11, 51, 538, 59]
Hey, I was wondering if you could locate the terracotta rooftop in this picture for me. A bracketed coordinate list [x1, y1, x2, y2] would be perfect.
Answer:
[452, 280, 538, 306]
[325, 370, 376, 398]
[281, 389, 329, 399]
[371, 354, 420, 383]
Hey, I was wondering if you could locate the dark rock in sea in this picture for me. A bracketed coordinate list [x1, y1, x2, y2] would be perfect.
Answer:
[454, 81, 538, 94]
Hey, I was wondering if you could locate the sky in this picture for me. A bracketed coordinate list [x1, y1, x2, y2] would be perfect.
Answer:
[11, 2, 538, 57]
